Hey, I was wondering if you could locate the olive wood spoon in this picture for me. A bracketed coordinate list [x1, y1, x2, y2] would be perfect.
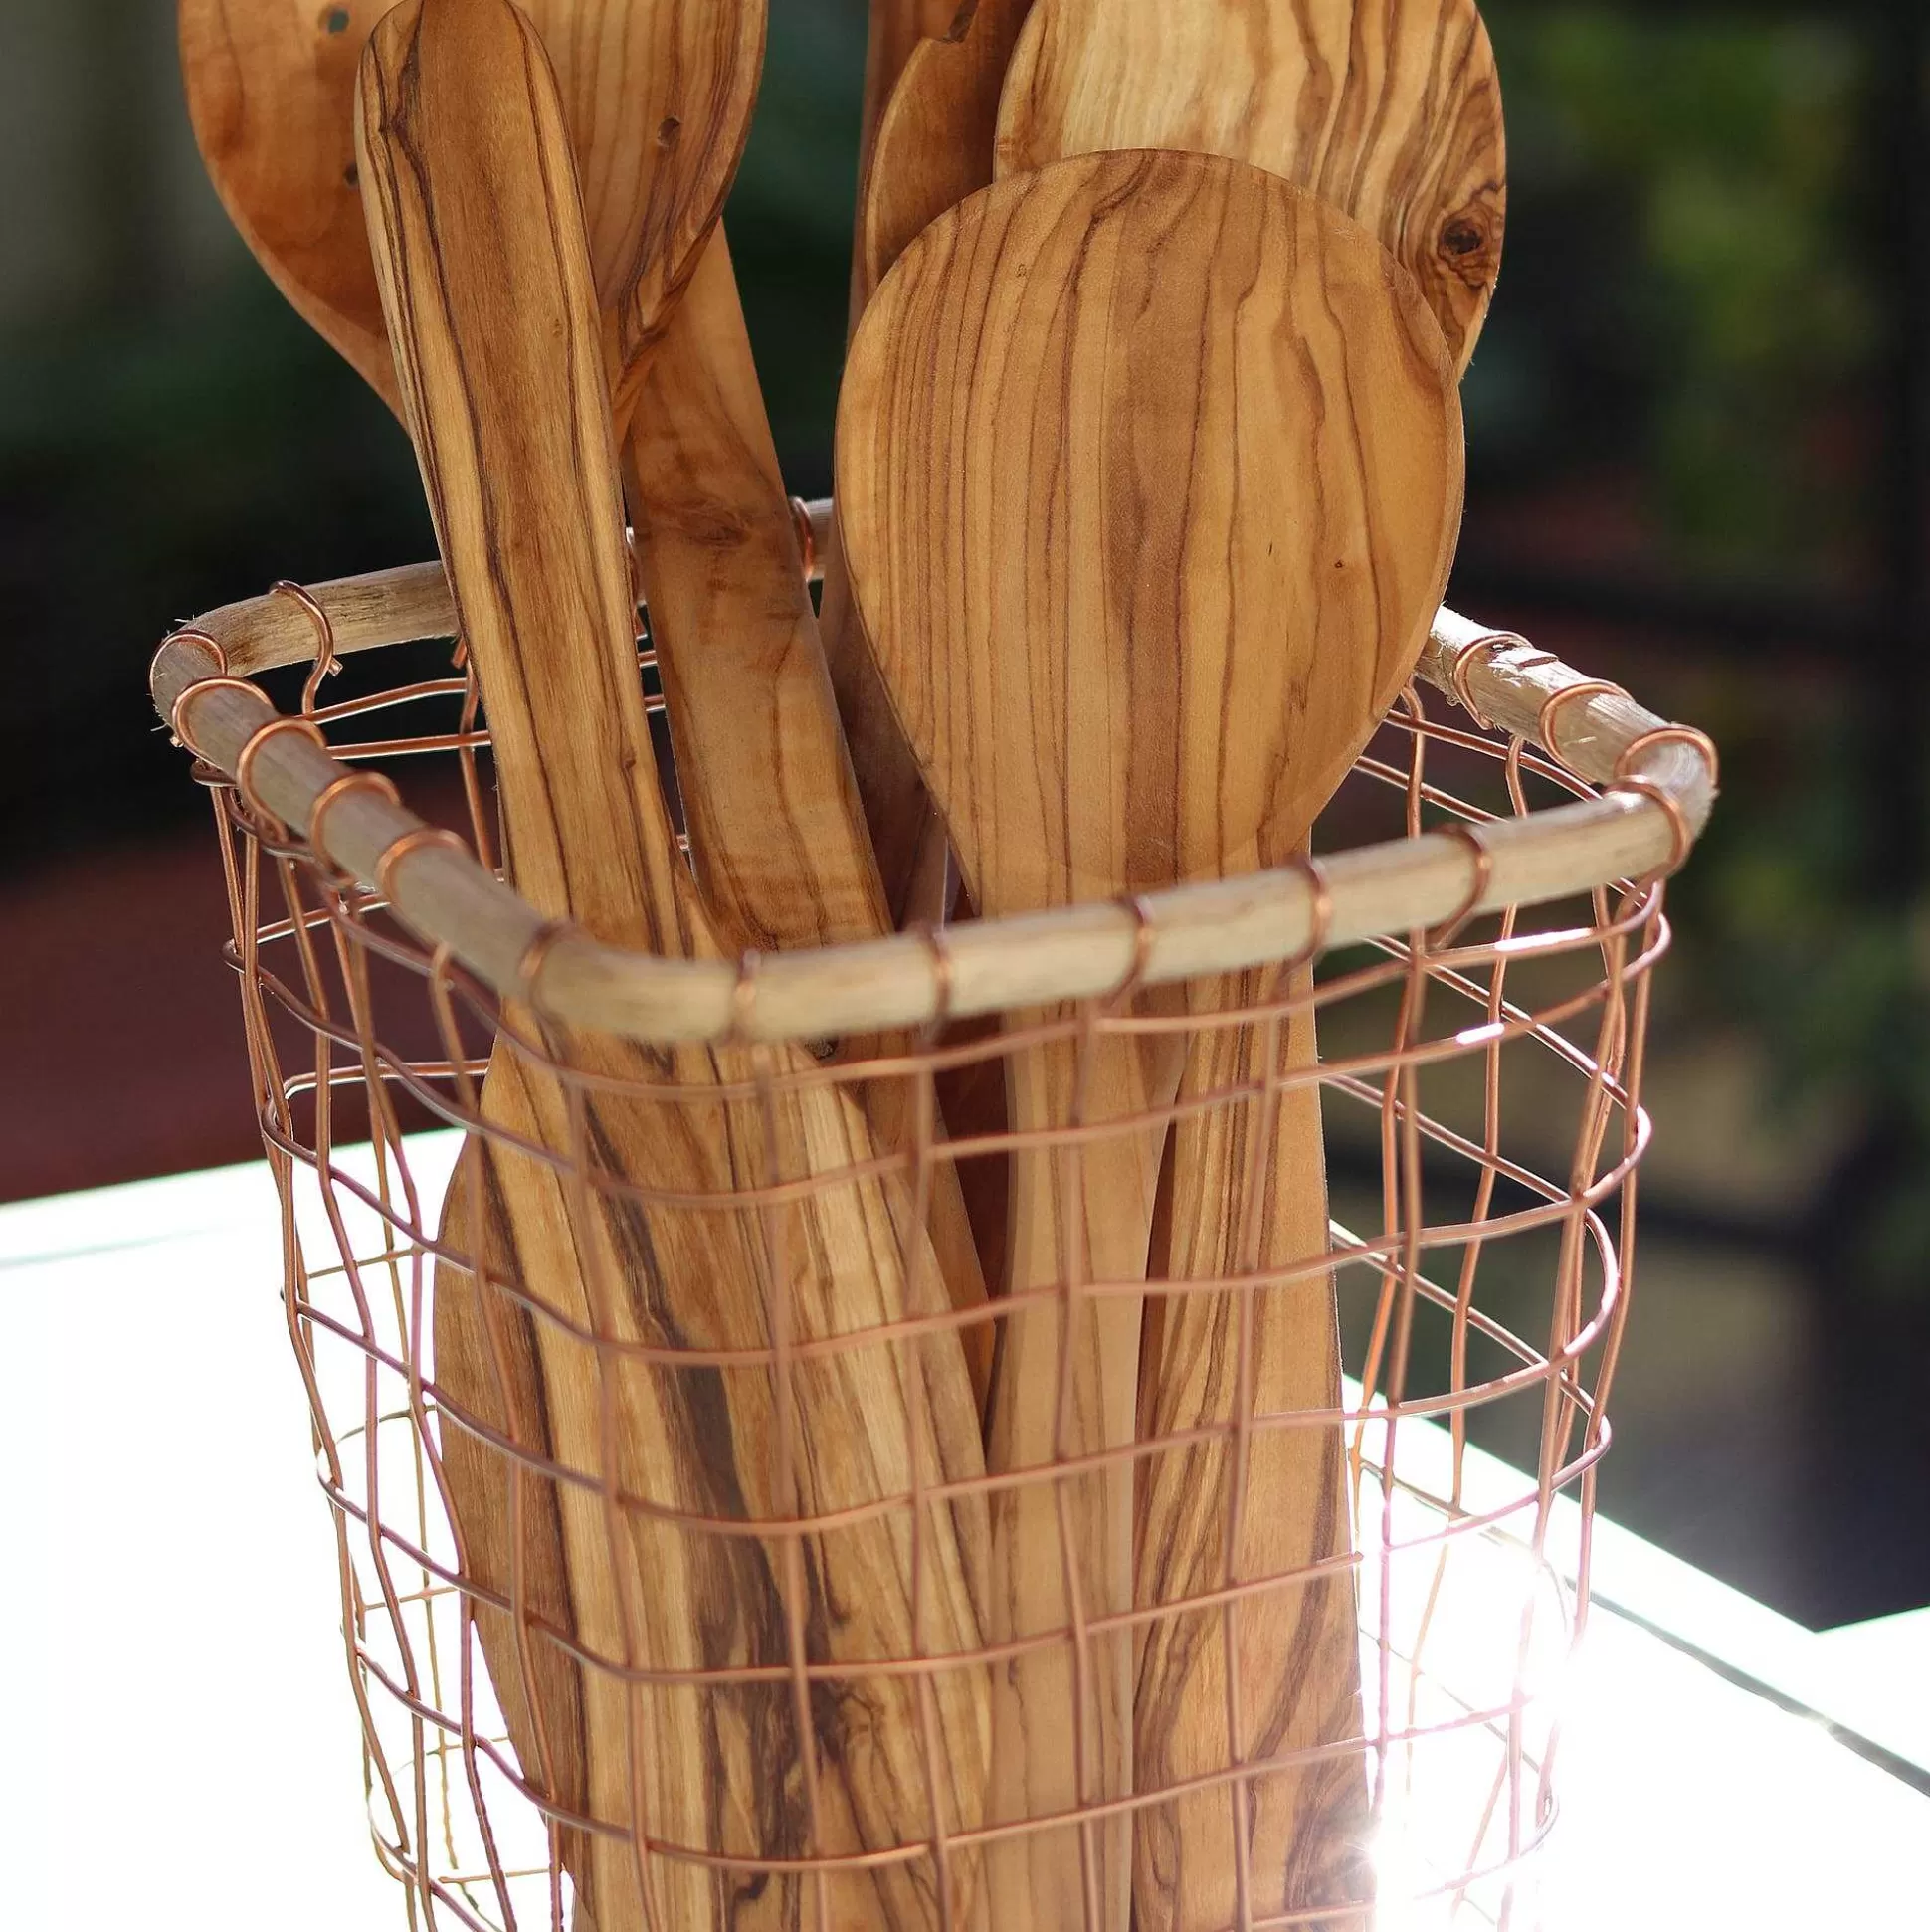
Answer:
[855, 0, 1033, 311]
[823, 0, 1041, 936]
[357, 11, 990, 1932]
[995, 0, 1507, 375]
[180, 0, 762, 422]
[838, 151, 1462, 1932]
[994, 14, 1489, 1919]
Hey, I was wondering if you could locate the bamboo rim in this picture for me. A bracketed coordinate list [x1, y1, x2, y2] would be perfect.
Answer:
[149, 498, 1716, 1046]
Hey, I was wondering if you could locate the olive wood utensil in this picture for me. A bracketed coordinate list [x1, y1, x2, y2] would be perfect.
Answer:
[357, 11, 990, 1932]
[624, 230, 993, 1411]
[837, 149, 1461, 1932]
[991, 13, 1486, 1919]
[995, 0, 1507, 374]
[856, 0, 1035, 311]
[180, 0, 762, 420]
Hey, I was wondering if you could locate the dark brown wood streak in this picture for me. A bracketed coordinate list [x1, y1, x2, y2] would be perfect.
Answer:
[837, 150, 1461, 1932]
[356, 6, 992, 1931]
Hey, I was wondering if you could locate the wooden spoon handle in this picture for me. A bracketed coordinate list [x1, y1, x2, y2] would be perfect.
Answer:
[983, 1024, 1183, 1932]
[623, 227, 993, 1408]
[357, 0, 702, 952]
[1136, 968, 1371, 1932]
[628, 228, 886, 953]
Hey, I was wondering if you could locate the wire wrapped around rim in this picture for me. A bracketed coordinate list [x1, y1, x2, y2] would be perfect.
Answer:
[147, 518, 1716, 1050]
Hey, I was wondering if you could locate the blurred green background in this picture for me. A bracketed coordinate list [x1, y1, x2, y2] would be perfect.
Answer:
[2, 0, 1925, 1630]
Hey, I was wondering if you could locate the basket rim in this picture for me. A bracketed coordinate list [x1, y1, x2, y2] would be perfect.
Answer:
[149, 497, 1716, 1046]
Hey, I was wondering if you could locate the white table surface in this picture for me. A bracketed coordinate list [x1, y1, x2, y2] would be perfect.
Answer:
[1, 1158, 1923, 1929]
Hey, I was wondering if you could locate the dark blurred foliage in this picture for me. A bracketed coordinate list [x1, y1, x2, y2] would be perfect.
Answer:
[2, 0, 1926, 1616]
[1468, 3, 1874, 581]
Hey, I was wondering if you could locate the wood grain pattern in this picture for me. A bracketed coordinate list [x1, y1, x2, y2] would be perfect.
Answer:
[837, 150, 1462, 1932]
[624, 227, 993, 1409]
[180, 0, 763, 422]
[356, 9, 990, 1931]
[995, 0, 1507, 372]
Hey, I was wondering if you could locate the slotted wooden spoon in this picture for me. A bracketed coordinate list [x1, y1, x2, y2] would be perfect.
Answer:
[838, 150, 1461, 1932]
[357, 10, 990, 1932]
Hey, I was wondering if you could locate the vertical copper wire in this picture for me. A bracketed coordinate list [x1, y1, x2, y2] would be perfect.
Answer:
[451, 634, 501, 879]
[905, 924, 961, 1932]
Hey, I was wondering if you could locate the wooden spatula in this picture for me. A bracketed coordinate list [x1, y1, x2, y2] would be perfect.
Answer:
[357, 10, 991, 1932]
[837, 149, 1461, 1932]
[995, 0, 1506, 374]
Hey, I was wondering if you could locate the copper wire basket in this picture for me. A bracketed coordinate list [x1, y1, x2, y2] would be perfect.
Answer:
[149, 501, 1714, 1932]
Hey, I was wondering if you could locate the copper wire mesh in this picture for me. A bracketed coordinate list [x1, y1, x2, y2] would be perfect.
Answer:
[178, 585, 1680, 1932]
